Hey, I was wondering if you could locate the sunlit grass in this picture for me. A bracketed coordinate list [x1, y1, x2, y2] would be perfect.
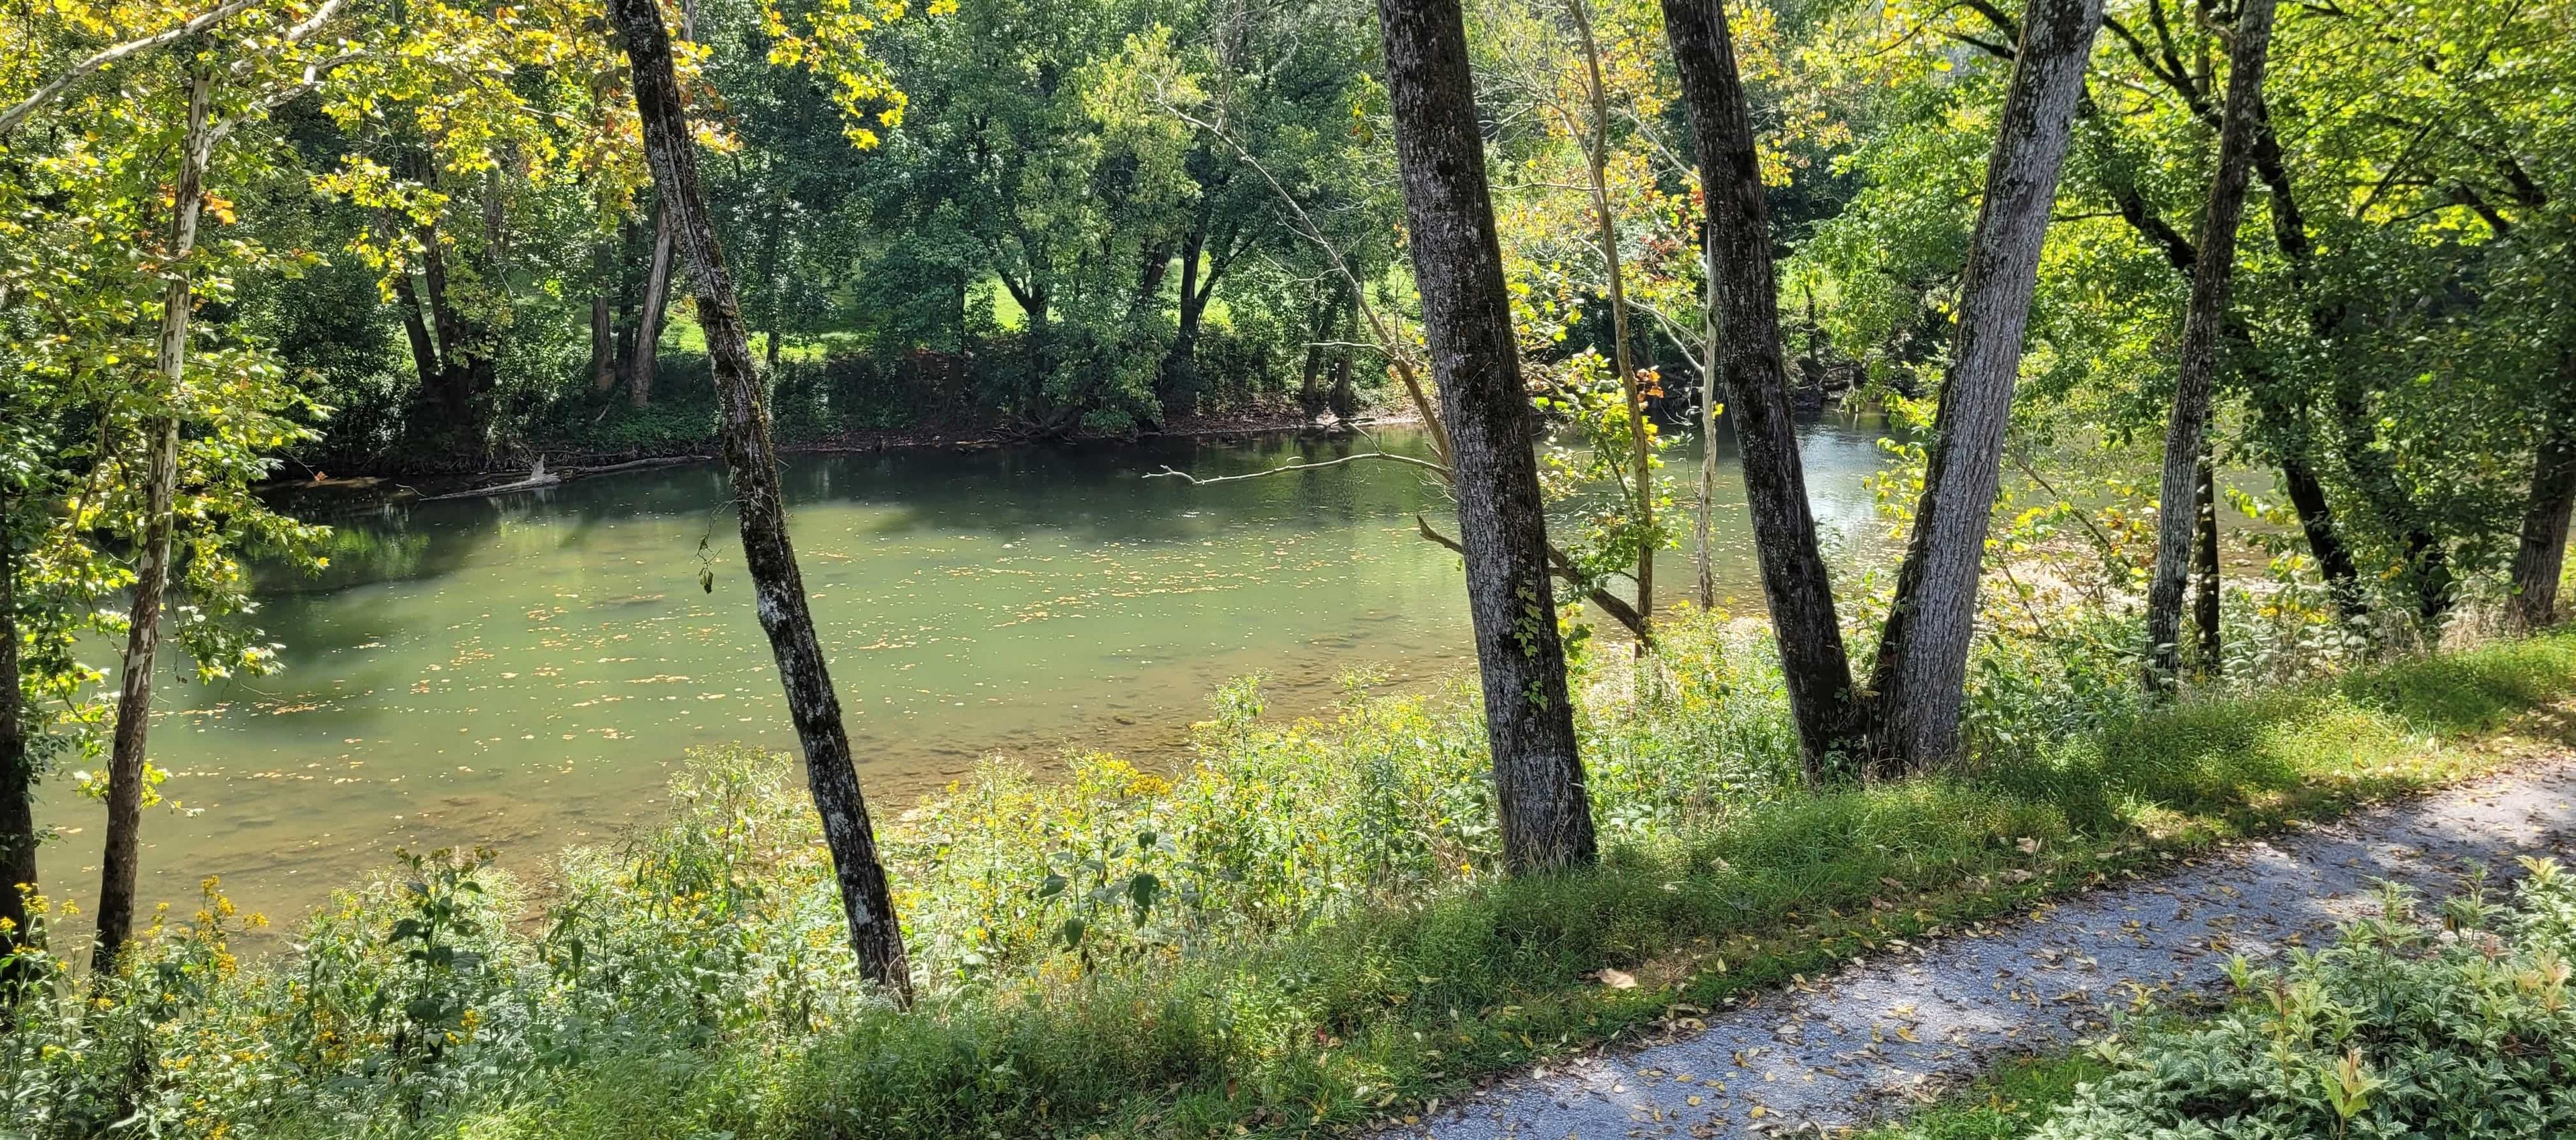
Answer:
[17, 619, 2576, 1140]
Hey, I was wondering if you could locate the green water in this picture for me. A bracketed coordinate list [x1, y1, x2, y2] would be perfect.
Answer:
[39, 420, 1895, 930]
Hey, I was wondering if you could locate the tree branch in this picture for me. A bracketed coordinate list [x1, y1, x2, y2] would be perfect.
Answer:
[1143, 451, 1451, 484]
[0, 0, 260, 137]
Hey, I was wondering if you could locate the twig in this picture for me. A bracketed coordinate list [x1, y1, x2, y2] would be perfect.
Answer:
[2011, 453, 2118, 553]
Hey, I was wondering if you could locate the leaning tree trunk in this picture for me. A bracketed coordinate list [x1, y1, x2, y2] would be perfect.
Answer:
[1663, 0, 1868, 776]
[1865, 0, 2103, 773]
[2511, 353, 2576, 630]
[1376, 0, 1596, 872]
[1, 515, 36, 982]
[95, 68, 214, 975]
[610, 0, 911, 1001]
[2143, 0, 2274, 693]
[629, 211, 676, 408]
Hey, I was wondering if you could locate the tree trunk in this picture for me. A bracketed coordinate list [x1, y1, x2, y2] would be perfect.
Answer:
[591, 240, 617, 392]
[392, 271, 443, 392]
[1693, 227, 1717, 612]
[1297, 290, 1332, 417]
[1167, 222, 1207, 415]
[1327, 295, 1359, 421]
[2192, 444, 2220, 675]
[629, 210, 676, 408]
[1566, 0, 1654, 643]
[758, 197, 786, 375]
[1377, 0, 1596, 872]
[2143, 0, 2273, 693]
[1664, 0, 1868, 775]
[2082, 103, 2368, 621]
[611, 0, 911, 1001]
[0, 516, 36, 982]
[2511, 354, 2576, 629]
[96, 67, 213, 975]
[1864, 0, 2102, 773]
[415, 225, 476, 420]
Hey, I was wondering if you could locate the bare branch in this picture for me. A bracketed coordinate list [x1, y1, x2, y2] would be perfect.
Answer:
[1143, 451, 1452, 485]
[1417, 514, 1652, 641]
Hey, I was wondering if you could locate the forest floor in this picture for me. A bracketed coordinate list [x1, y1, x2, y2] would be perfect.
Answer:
[1386, 750, 2576, 1140]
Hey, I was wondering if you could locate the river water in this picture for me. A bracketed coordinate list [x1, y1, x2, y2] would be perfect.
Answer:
[38, 418, 1896, 931]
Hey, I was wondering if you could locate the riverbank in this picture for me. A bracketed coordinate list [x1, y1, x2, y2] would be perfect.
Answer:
[285, 405, 1423, 487]
[11, 611, 2575, 1139]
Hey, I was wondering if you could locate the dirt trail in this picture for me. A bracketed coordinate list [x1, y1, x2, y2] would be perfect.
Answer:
[1395, 757, 2576, 1139]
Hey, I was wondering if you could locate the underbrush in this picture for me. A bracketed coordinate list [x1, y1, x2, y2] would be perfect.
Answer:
[1872, 860, 2576, 1139]
[5, 618, 2573, 1140]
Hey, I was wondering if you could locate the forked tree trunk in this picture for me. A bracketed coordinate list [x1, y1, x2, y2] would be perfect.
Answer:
[95, 67, 214, 974]
[2143, 0, 2273, 693]
[629, 211, 676, 408]
[610, 0, 910, 1001]
[1376, 0, 1596, 872]
[1663, 0, 1868, 776]
[1865, 0, 2102, 773]
[2512, 355, 2576, 630]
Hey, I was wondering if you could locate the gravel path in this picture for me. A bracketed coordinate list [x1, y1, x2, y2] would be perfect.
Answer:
[1392, 756, 2576, 1140]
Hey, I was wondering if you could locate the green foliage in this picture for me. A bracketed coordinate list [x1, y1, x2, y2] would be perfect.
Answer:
[5, 617, 2571, 1139]
[2032, 864, 2576, 1139]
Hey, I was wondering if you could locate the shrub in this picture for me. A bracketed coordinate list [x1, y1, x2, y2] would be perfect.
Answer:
[4, 620, 2569, 1139]
[2034, 861, 2576, 1139]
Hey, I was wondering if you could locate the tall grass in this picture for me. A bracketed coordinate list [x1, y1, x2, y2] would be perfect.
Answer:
[5, 617, 2573, 1140]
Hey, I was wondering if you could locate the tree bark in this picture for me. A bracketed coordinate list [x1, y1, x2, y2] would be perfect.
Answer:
[1297, 290, 1332, 417]
[392, 271, 443, 393]
[1865, 0, 2102, 773]
[2192, 443, 2220, 675]
[611, 0, 911, 1001]
[0, 515, 35, 982]
[1167, 214, 1209, 414]
[1694, 227, 1718, 612]
[1663, 0, 1868, 776]
[629, 210, 676, 408]
[591, 239, 618, 392]
[2143, 0, 2273, 693]
[758, 196, 786, 375]
[2511, 354, 2576, 630]
[414, 224, 478, 420]
[96, 67, 214, 974]
[1376, 0, 1596, 872]
[1327, 294, 1358, 421]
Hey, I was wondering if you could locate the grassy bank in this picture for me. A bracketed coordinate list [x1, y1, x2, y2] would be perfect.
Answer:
[7, 617, 2575, 1139]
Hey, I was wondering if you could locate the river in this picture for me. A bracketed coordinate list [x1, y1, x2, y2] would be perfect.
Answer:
[37, 418, 1897, 932]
